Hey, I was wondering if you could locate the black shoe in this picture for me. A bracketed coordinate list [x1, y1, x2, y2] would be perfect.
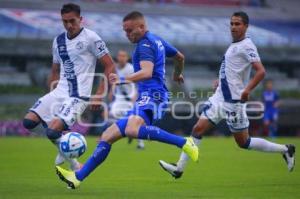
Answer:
[282, 144, 296, 172]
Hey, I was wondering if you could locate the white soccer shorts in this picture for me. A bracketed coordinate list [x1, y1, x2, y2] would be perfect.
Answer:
[201, 94, 249, 133]
[29, 92, 88, 128]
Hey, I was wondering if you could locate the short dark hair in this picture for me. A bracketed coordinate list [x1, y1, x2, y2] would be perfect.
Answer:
[61, 3, 81, 16]
[123, 11, 144, 22]
[232, 11, 249, 24]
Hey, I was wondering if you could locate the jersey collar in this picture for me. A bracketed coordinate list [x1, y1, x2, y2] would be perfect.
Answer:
[67, 28, 84, 40]
[137, 31, 150, 43]
[232, 36, 248, 43]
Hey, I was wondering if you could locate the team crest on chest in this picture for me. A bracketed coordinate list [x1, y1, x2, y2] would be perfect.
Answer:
[76, 41, 84, 50]
[231, 46, 238, 54]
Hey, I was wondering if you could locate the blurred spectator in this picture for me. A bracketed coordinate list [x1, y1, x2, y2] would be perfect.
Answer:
[262, 79, 280, 137]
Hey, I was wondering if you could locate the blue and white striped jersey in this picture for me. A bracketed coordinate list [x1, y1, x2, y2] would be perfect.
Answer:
[52, 28, 109, 99]
[216, 37, 261, 102]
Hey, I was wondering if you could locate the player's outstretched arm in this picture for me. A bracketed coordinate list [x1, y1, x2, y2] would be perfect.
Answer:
[241, 62, 266, 102]
[47, 63, 60, 91]
[172, 52, 185, 84]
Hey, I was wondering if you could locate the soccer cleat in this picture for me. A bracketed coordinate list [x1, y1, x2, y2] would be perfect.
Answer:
[136, 139, 145, 150]
[56, 166, 81, 189]
[182, 137, 199, 162]
[282, 144, 296, 172]
[159, 160, 183, 179]
[136, 145, 145, 150]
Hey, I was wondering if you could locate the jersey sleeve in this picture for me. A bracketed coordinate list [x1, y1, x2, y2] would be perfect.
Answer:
[89, 32, 109, 59]
[138, 40, 155, 63]
[161, 39, 178, 57]
[243, 43, 261, 63]
[52, 38, 60, 64]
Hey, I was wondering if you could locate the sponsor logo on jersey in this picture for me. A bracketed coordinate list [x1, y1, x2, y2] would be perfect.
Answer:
[142, 43, 150, 48]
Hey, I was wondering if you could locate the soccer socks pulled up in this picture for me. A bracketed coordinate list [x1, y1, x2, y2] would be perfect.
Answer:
[248, 137, 287, 153]
[75, 141, 111, 181]
[138, 126, 186, 148]
[177, 136, 201, 171]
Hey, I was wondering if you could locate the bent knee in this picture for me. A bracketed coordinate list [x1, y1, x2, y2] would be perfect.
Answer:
[124, 116, 144, 138]
[237, 137, 251, 149]
[192, 123, 205, 135]
[125, 125, 139, 138]
[23, 118, 39, 129]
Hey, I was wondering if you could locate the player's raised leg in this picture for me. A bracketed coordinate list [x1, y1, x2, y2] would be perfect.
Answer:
[233, 130, 296, 172]
[120, 115, 199, 162]
[56, 112, 198, 189]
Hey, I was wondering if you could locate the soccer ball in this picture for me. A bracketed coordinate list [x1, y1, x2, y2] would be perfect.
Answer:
[59, 132, 87, 159]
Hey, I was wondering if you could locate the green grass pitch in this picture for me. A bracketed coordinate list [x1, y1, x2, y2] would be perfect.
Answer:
[0, 137, 299, 199]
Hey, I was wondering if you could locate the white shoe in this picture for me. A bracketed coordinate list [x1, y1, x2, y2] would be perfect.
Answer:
[159, 160, 183, 179]
[137, 140, 145, 150]
[283, 144, 296, 172]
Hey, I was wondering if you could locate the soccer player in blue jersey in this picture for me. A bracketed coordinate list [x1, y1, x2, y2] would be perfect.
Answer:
[22, 3, 115, 170]
[55, 11, 198, 189]
[263, 79, 280, 137]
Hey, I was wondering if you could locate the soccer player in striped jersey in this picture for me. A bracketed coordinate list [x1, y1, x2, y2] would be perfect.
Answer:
[159, 11, 295, 179]
[22, 3, 114, 170]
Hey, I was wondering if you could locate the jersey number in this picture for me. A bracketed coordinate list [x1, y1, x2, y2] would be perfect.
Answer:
[226, 111, 237, 124]
[138, 96, 150, 106]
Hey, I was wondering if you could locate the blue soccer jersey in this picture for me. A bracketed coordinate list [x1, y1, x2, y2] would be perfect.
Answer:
[120, 31, 178, 127]
[263, 90, 279, 121]
[132, 31, 178, 102]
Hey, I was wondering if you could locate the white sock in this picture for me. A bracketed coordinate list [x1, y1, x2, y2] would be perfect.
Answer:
[248, 138, 288, 153]
[177, 136, 201, 171]
[137, 139, 145, 147]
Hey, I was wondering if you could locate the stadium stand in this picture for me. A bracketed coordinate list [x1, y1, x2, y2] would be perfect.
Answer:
[0, 0, 300, 136]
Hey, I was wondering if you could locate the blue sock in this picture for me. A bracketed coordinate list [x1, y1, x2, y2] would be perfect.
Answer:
[138, 126, 186, 148]
[75, 141, 111, 181]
